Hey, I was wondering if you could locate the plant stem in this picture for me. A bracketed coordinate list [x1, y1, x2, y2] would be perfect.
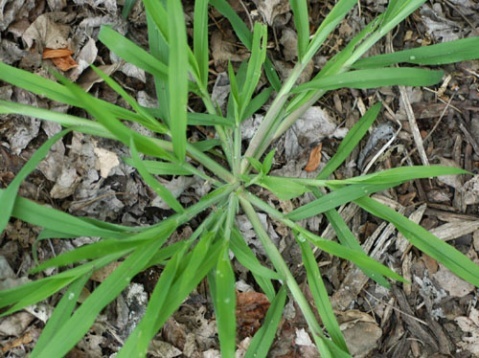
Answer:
[238, 192, 327, 343]
[186, 143, 236, 184]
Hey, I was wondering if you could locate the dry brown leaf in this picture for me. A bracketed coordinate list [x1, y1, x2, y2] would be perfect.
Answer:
[1, 331, 35, 353]
[236, 291, 270, 339]
[304, 143, 323, 172]
[43, 47, 77, 71]
[42, 47, 73, 58]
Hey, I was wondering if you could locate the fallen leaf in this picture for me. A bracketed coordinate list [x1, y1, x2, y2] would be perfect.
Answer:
[42, 47, 73, 59]
[1, 331, 35, 354]
[432, 263, 475, 298]
[304, 143, 322, 172]
[253, 0, 290, 26]
[43, 47, 77, 71]
[337, 310, 382, 357]
[93, 145, 119, 178]
[236, 291, 270, 339]
[22, 13, 71, 50]
[455, 307, 479, 356]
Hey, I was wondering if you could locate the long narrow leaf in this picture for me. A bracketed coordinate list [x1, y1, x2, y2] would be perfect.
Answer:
[210, 245, 236, 357]
[167, 0, 189, 161]
[193, 0, 209, 85]
[90, 65, 167, 133]
[319, 197, 390, 288]
[304, 0, 357, 63]
[0, 101, 113, 138]
[245, 287, 286, 358]
[209, 0, 281, 90]
[286, 183, 393, 221]
[0, 130, 68, 232]
[356, 196, 479, 287]
[240, 23, 267, 119]
[122, 158, 193, 175]
[289, 0, 309, 59]
[0, 63, 141, 122]
[294, 68, 444, 92]
[231, 228, 278, 300]
[298, 239, 348, 351]
[354, 37, 479, 69]
[130, 138, 184, 213]
[119, 243, 188, 357]
[98, 26, 168, 80]
[31, 222, 177, 358]
[122, 233, 222, 356]
[10, 194, 131, 239]
[32, 274, 91, 355]
[326, 166, 467, 186]
[53, 71, 173, 160]
[318, 103, 381, 179]
[0, 254, 123, 313]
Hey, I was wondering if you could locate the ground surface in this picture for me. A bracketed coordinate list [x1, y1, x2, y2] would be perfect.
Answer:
[1, 0, 479, 357]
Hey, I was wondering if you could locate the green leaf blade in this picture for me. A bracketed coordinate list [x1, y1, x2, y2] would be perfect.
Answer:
[168, 0, 189, 161]
[289, 0, 310, 59]
[193, 0, 209, 85]
[99, 26, 168, 80]
[357, 196, 479, 287]
[294, 68, 444, 92]
[354, 37, 479, 69]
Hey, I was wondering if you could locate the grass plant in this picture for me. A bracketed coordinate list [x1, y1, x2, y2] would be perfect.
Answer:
[1, 0, 479, 356]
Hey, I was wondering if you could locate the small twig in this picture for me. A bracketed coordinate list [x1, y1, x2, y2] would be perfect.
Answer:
[363, 290, 429, 326]
[457, 116, 479, 156]
[401, 92, 455, 165]
[385, 33, 429, 165]
[443, 0, 479, 36]
[422, 87, 462, 114]
[399, 86, 429, 166]
[238, 0, 254, 30]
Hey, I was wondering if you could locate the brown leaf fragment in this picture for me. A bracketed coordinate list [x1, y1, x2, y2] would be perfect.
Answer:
[304, 143, 323, 172]
[236, 291, 270, 339]
[1, 331, 35, 354]
[42, 48, 73, 58]
[43, 47, 77, 71]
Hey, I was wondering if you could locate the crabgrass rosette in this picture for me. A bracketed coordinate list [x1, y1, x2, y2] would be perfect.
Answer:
[1, 0, 479, 356]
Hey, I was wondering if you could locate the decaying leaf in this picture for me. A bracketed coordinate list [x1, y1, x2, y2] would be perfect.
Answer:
[78, 63, 122, 91]
[210, 29, 249, 72]
[432, 264, 475, 298]
[22, 13, 72, 51]
[337, 310, 382, 357]
[94, 144, 120, 178]
[455, 307, 479, 356]
[236, 291, 270, 339]
[69, 37, 98, 81]
[49, 165, 80, 198]
[284, 106, 339, 160]
[304, 142, 323, 172]
[0, 312, 35, 336]
[462, 175, 479, 205]
[253, 0, 290, 26]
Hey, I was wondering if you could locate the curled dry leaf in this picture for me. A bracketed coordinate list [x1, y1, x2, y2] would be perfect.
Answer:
[304, 143, 323, 172]
[43, 47, 78, 71]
